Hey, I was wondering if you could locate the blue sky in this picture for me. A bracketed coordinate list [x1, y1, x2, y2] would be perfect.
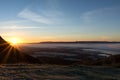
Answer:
[0, 0, 120, 42]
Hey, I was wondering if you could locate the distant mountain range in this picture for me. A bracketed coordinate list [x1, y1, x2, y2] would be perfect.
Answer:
[39, 41, 120, 44]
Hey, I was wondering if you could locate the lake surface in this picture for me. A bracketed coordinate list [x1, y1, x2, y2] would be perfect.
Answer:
[21, 43, 120, 55]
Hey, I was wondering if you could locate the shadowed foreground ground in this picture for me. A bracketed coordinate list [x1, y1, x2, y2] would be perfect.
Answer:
[0, 64, 120, 80]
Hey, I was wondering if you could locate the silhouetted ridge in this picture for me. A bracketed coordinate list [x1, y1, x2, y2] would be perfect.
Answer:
[0, 36, 39, 64]
[0, 36, 8, 44]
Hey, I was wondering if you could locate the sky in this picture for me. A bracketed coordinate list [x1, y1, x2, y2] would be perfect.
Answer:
[0, 0, 120, 43]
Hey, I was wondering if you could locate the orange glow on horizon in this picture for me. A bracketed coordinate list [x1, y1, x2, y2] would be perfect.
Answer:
[7, 37, 23, 45]
[3, 35, 120, 44]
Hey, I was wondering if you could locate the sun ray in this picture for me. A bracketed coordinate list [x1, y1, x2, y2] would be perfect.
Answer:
[5, 46, 13, 63]
[0, 43, 8, 47]
[1, 45, 12, 63]
[0, 44, 10, 54]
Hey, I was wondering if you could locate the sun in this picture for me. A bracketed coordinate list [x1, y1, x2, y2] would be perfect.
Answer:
[9, 37, 21, 45]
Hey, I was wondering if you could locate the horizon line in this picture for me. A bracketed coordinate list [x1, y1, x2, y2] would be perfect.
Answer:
[21, 41, 120, 44]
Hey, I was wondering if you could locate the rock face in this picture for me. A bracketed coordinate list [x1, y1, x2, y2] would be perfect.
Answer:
[0, 36, 39, 64]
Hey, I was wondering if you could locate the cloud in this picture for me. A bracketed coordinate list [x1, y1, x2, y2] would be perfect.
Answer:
[0, 20, 39, 29]
[81, 6, 120, 22]
[18, 0, 63, 25]
[18, 8, 54, 24]
[0, 25, 40, 29]
[0, 20, 36, 30]
[0, 20, 27, 25]
[0, 0, 63, 30]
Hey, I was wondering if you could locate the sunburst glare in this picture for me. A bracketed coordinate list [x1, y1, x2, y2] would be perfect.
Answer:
[8, 37, 22, 45]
